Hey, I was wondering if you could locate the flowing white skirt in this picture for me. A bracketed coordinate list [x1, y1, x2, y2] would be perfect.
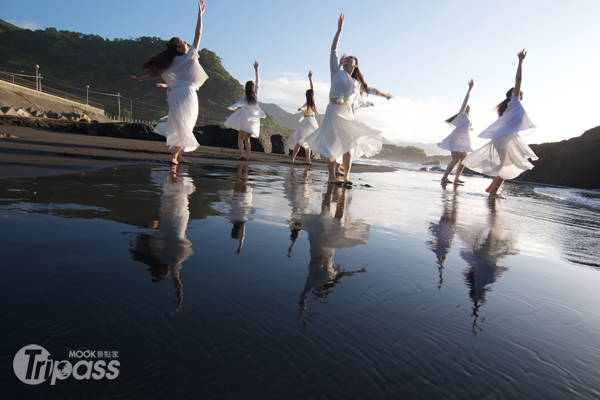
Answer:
[224, 108, 261, 138]
[462, 131, 538, 179]
[438, 125, 473, 153]
[288, 117, 318, 149]
[154, 86, 200, 152]
[299, 102, 382, 162]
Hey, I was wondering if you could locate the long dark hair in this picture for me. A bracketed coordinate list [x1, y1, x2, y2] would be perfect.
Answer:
[141, 37, 185, 76]
[495, 88, 514, 118]
[245, 81, 257, 105]
[349, 56, 369, 94]
[445, 107, 470, 124]
[305, 89, 317, 113]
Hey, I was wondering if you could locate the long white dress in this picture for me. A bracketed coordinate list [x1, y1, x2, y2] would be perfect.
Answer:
[287, 103, 318, 150]
[462, 93, 537, 180]
[224, 70, 266, 138]
[299, 50, 383, 163]
[437, 91, 473, 153]
[154, 45, 208, 152]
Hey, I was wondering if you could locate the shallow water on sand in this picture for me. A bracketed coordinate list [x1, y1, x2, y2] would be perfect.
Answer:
[1, 163, 599, 399]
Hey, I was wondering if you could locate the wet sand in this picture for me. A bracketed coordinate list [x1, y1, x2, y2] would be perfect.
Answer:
[0, 125, 397, 178]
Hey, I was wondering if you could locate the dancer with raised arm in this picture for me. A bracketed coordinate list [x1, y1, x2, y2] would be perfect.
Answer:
[289, 71, 318, 164]
[300, 14, 383, 186]
[224, 61, 266, 161]
[438, 80, 474, 184]
[462, 50, 537, 198]
[129, 1, 208, 165]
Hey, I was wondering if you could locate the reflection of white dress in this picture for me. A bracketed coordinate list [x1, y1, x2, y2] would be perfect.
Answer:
[288, 104, 318, 150]
[462, 94, 537, 179]
[154, 45, 208, 152]
[299, 50, 383, 163]
[217, 188, 255, 222]
[148, 169, 196, 266]
[224, 70, 266, 138]
[437, 91, 473, 153]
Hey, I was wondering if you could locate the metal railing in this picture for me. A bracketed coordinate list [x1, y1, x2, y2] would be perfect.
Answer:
[0, 71, 104, 110]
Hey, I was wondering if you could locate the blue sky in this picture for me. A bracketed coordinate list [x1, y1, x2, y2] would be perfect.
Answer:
[3, 0, 600, 150]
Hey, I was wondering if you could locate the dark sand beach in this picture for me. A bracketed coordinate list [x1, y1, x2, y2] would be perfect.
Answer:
[0, 125, 396, 178]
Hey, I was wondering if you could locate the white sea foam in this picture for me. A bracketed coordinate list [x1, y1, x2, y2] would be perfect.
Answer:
[534, 187, 600, 210]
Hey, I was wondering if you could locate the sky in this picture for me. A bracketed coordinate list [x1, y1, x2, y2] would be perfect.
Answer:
[3, 0, 600, 152]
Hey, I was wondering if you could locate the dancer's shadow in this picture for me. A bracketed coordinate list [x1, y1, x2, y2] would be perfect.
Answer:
[458, 200, 518, 333]
[130, 164, 195, 313]
[428, 186, 459, 289]
[293, 184, 369, 329]
[217, 165, 255, 254]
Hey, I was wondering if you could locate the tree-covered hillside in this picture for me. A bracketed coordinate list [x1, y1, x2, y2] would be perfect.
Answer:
[0, 19, 289, 132]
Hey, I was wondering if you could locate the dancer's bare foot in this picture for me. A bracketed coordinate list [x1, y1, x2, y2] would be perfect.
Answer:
[485, 186, 493, 193]
[441, 178, 453, 183]
[454, 179, 464, 184]
[169, 158, 178, 165]
[304, 161, 311, 165]
[177, 156, 191, 164]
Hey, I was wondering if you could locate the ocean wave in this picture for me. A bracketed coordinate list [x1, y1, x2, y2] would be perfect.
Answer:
[534, 187, 600, 210]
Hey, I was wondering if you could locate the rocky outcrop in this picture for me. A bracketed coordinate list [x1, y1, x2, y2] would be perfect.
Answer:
[515, 126, 600, 189]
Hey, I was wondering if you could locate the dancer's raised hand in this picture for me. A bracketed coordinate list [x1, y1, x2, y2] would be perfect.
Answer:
[253, 61, 259, 70]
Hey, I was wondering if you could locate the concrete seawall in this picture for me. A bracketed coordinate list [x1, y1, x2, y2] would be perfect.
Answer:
[0, 79, 110, 122]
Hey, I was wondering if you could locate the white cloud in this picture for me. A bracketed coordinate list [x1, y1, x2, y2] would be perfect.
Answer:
[7, 19, 41, 30]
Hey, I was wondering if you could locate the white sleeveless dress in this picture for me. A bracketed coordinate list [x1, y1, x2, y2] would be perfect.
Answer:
[288, 103, 319, 150]
[224, 70, 266, 138]
[154, 45, 208, 152]
[299, 50, 383, 163]
[438, 91, 473, 152]
[462, 94, 537, 180]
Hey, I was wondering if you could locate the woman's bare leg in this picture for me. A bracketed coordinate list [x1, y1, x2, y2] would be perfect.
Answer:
[291, 144, 301, 163]
[244, 135, 251, 159]
[342, 152, 352, 183]
[327, 158, 340, 182]
[171, 146, 182, 164]
[488, 176, 505, 198]
[442, 151, 459, 182]
[305, 148, 311, 164]
[237, 131, 246, 158]
[454, 152, 468, 182]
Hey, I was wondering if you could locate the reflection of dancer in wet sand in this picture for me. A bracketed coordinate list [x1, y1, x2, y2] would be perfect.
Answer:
[296, 184, 368, 315]
[462, 50, 537, 198]
[459, 201, 518, 332]
[289, 71, 318, 165]
[128, 1, 208, 165]
[439, 80, 474, 184]
[130, 164, 196, 313]
[217, 165, 255, 254]
[428, 187, 459, 289]
[224, 61, 266, 161]
[283, 167, 315, 258]
[299, 14, 383, 186]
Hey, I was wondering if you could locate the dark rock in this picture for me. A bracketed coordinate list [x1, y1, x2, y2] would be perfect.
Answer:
[515, 126, 600, 189]
[270, 134, 287, 155]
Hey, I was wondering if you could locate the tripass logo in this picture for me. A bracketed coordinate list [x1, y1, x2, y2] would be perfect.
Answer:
[13, 344, 120, 385]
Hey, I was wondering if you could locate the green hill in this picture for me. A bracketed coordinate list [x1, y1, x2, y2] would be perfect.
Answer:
[0, 19, 289, 134]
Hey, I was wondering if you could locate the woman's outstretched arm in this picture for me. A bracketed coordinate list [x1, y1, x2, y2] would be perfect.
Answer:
[128, 74, 160, 82]
[459, 79, 474, 113]
[331, 13, 344, 51]
[514, 49, 526, 97]
[254, 61, 260, 96]
[308, 70, 314, 91]
[192, 1, 205, 50]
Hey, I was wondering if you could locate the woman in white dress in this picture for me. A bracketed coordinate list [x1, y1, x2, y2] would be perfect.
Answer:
[438, 79, 474, 184]
[289, 70, 318, 164]
[299, 14, 383, 185]
[462, 50, 537, 198]
[224, 61, 266, 160]
[129, 1, 208, 165]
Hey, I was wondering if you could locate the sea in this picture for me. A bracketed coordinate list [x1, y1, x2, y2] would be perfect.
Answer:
[1, 160, 599, 399]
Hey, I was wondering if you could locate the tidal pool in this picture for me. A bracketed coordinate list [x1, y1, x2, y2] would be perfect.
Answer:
[1, 163, 599, 399]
